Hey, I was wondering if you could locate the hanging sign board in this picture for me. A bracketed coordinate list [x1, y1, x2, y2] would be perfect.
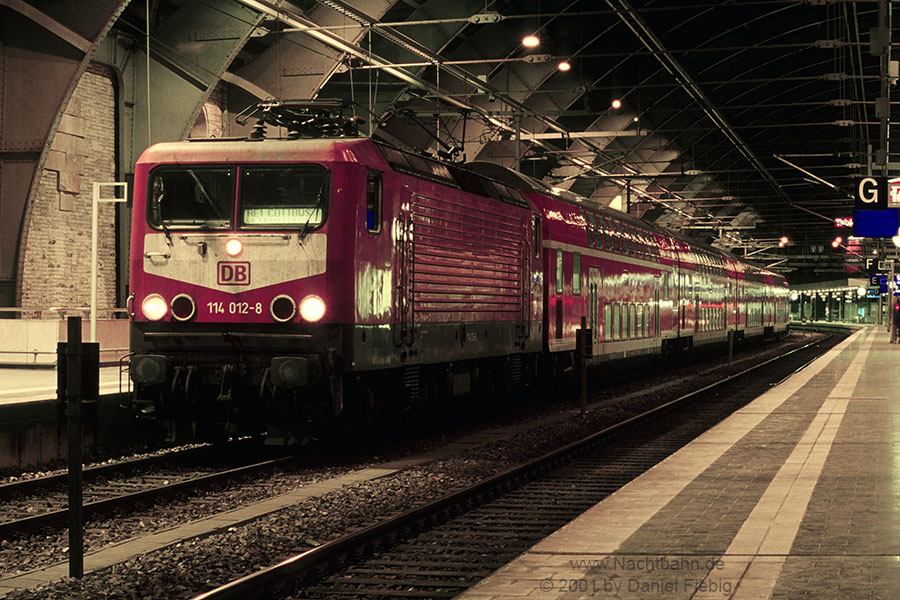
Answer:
[856, 177, 889, 210]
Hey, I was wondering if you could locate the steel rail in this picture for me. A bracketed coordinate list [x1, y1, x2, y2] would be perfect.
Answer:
[192, 334, 833, 600]
[0, 452, 296, 538]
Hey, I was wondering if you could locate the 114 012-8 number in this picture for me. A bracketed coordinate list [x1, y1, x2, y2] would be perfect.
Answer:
[207, 301, 263, 315]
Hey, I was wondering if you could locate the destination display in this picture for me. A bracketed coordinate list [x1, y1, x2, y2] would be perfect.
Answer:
[243, 207, 322, 225]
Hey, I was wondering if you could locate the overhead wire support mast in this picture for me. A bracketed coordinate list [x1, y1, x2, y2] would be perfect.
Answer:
[875, 0, 891, 175]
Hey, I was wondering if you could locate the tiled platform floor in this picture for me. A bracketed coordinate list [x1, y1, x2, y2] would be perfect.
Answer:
[460, 325, 895, 599]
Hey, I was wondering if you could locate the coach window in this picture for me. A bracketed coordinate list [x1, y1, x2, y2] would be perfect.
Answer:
[366, 171, 382, 232]
[533, 215, 541, 257]
[604, 304, 612, 341]
[556, 249, 564, 295]
[602, 218, 613, 251]
[617, 304, 623, 340]
[637, 305, 643, 338]
[593, 215, 605, 249]
[629, 304, 636, 338]
[582, 211, 595, 248]
[573, 253, 582, 295]
[625, 225, 636, 256]
[644, 304, 650, 338]
[609, 219, 621, 253]
[663, 273, 670, 300]
[628, 226, 639, 257]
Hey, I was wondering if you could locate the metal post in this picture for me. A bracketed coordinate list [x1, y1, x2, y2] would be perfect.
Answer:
[65, 316, 84, 578]
[90, 182, 128, 342]
[626, 181, 632, 215]
[90, 185, 99, 342]
[727, 330, 734, 364]
[878, 288, 884, 326]
[891, 262, 897, 342]
[514, 113, 521, 172]
[574, 316, 593, 416]
[579, 316, 587, 416]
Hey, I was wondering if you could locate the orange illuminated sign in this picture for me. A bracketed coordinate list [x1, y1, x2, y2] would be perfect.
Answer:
[834, 217, 853, 228]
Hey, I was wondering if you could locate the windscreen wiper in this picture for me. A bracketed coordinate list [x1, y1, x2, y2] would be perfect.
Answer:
[187, 170, 225, 220]
[298, 179, 326, 244]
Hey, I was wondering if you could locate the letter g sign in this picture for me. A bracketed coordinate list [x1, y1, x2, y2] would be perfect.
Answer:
[855, 176, 888, 210]
[859, 178, 877, 203]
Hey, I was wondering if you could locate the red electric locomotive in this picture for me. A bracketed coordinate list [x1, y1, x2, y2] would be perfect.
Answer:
[127, 101, 542, 443]
[127, 100, 788, 444]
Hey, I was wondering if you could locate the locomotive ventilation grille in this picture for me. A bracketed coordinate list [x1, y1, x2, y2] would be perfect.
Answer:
[409, 193, 526, 319]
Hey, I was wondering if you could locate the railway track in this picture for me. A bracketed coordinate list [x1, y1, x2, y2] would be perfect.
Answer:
[192, 334, 842, 600]
[0, 445, 295, 538]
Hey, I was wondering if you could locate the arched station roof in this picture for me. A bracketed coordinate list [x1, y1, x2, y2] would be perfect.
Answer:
[2, 0, 896, 295]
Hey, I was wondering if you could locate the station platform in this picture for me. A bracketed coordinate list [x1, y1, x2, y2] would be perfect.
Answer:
[460, 325, 894, 599]
[0, 366, 126, 405]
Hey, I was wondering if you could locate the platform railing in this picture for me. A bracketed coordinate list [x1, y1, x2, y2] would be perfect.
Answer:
[0, 307, 130, 367]
[0, 307, 129, 319]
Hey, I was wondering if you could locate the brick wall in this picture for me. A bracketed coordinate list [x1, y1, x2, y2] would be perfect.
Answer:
[20, 63, 118, 312]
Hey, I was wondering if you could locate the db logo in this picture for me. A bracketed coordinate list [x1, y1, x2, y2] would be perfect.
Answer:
[218, 262, 250, 286]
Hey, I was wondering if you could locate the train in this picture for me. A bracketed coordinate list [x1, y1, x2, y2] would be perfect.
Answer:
[126, 101, 790, 444]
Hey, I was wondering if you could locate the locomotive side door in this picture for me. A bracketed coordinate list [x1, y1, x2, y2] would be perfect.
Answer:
[517, 220, 533, 341]
[393, 186, 413, 346]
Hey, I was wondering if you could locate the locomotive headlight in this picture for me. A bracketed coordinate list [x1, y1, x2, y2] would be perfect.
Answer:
[225, 238, 243, 257]
[299, 295, 326, 322]
[270, 295, 297, 322]
[171, 294, 196, 321]
[141, 294, 168, 321]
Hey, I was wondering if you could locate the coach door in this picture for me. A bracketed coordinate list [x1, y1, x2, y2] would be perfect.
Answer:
[654, 278, 660, 338]
[589, 267, 601, 342]
[724, 284, 729, 330]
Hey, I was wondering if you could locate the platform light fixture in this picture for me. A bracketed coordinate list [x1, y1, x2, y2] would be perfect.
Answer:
[557, 60, 571, 72]
[522, 35, 539, 47]
[611, 99, 622, 110]
[832, 236, 843, 248]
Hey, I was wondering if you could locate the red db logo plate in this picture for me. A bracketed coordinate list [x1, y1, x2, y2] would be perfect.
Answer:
[218, 262, 250, 286]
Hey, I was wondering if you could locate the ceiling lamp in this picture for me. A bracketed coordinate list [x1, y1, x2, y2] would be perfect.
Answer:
[557, 61, 571, 72]
[611, 99, 622, 110]
[522, 35, 539, 47]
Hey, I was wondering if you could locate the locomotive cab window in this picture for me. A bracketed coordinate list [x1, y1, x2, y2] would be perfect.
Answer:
[366, 170, 382, 233]
[148, 168, 234, 229]
[239, 165, 328, 229]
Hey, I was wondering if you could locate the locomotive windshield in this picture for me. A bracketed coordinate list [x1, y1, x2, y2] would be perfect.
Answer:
[149, 168, 234, 229]
[147, 164, 329, 231]
[239, 165, 328, 229]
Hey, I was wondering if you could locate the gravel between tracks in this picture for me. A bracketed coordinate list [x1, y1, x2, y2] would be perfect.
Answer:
[1, 335, 825, 599]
